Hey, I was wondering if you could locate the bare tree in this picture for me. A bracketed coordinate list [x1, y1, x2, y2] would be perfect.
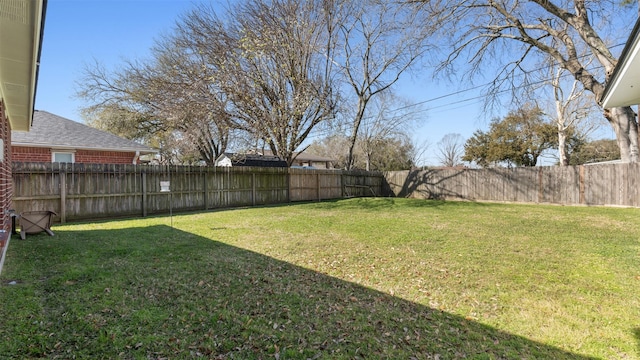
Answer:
[357, 92, 422, 171]
[548, 67, 601, 165]
[77, 36, 232, 165]
[425, 0, 639, 162]
[79, 0, 338, 166]
[146, 40, 232, 164]
[410, 137, 432, 168]
[176, 0, 338, 165]
[338, 0, 433, 169]
[436, 133, 465, 167]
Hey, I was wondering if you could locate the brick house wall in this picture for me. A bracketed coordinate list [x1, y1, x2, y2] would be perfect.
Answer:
[12, 146, 138, 164]
[0, 101, 12, 248]
[11, 146, 49, 162]
[76, 150, 137, 164]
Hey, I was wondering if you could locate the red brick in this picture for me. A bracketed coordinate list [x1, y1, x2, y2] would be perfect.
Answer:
[12, 147, 139, 164]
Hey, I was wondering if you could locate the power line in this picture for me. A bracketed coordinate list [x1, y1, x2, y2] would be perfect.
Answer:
[384, 42, 626, 116]
[306, 42, 627, 141]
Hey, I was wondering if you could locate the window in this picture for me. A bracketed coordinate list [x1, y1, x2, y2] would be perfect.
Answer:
[52, 152, 75, 163]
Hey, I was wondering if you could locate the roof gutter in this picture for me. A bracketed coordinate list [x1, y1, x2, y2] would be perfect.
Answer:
[31, 0, 48, 127]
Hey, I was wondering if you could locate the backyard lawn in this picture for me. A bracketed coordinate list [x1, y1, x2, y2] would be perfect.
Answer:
[0, 198, 638, 359]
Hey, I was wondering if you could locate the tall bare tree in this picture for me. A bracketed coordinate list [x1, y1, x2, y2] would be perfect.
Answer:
[548, 67, 600, 165]
[79, 0, 338, 166]
[356, 92, 422, 171]
[77, 36, 232, 165]
[338, 0, 433, 169]
[175, 0, 338, 165]
[423, 0, 639, 162]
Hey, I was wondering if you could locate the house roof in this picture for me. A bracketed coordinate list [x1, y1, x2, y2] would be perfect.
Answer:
[292, 152, 335, 163]
[218, 153, 288, 167]
[0, 0, 47, 131]
[11, 110, 157, 154]
[601, 17, 640, 108]
[216, 149, 334, 168]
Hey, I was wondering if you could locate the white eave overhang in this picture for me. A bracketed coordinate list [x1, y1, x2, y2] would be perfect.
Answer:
[0, 0, 46, 131]
[602, 17, 640, 109]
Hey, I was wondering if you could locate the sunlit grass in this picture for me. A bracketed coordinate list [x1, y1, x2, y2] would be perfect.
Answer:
[1, 198, 638, 359]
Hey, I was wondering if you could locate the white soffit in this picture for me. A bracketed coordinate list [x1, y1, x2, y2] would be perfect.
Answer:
[0, 0, 45, 131]
[602, 19, 640, 109]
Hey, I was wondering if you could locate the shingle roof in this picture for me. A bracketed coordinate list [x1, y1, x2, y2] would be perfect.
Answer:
[292, 152, 334, 162]
[11, 110, 157, 154]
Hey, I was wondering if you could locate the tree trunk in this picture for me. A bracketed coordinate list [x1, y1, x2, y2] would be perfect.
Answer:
[605, 106, 639, 163]
[365, 151, 371, 171]
[557, 128, 569, 166]
[346, 97, 368, 170]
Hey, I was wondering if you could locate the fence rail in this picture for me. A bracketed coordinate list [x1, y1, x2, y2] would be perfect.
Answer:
[384, 163, 640, 207]
[12, 163, 384, 222]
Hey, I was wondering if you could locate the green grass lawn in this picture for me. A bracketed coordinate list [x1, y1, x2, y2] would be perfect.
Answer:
[1, 198, 639, 359]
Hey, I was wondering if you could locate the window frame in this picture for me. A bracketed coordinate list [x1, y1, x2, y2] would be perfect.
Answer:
[51, 151, 75, 163]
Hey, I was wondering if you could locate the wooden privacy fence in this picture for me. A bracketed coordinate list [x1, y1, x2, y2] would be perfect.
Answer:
[385, 163, 640, 207]
[17, 161, 635, 223]
[12, 162, 384, 223]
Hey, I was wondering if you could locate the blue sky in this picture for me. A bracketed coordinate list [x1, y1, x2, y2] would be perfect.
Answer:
[36, 0, 199, 120]
[34, 0, 617, 166]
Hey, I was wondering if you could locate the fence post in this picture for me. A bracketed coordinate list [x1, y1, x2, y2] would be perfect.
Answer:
[537, 167, 543, 203]
[287, 169, 291, 203]
[252, 172, 256, 206]
[579, 165, 585, 205]
[141, 170, 147, 217]
[316, 173, 321, 201]
[59, 167, 66, 224]
[203, 170, 208, 210]
[225, 169, 230, 207]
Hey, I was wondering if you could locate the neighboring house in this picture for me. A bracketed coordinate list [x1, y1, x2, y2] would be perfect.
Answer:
[216, 150, 335, 169]
[12, 110, 157, 164]
[290, 152, 335, 169]
[601, 17, 640, 108]
[215, 153, 288, 168]
[0, 0, 47, 271]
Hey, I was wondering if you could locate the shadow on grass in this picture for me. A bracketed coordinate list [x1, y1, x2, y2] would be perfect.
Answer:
[0, 226, 594, 359]
[310, 197, 490, 212]
[635, 328, 640, 358]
